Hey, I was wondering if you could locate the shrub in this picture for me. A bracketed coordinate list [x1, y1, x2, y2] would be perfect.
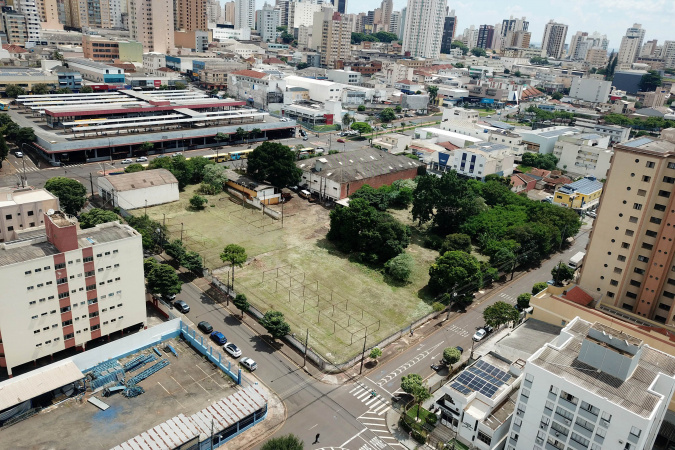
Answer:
[384, 253, 414, 282]
[532, 281, 548, 295]
[432, 302, 445, 312]
[198, 182, 220, 195]
[189, 194, 208, 210]
[425, 414, 437, 425]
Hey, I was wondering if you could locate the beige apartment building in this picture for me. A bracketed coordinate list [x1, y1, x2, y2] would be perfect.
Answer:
[579, 130, 675, 326]
[129, 0, 175, 53]
[316, 10, 352, 69]
[174, 0, 207, 32]
[0, 211, 146, 376]
[0, 188, 59, 243]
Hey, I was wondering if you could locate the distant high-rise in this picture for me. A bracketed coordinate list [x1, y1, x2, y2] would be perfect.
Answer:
[174, 0, 207, 31]
[335, 0, 347, 14]
[129, 0, 174, 52]
[569, 31, 608, 61]
[541, 19, 568, 59]
[224, 1, 235, 23]
[402, 0, 446, 59]
[641, 39, 658, 57]
[257, 2, 280, 42]
[14, 0, 41, 41]
[500, 15, 528, 36]
[389, 10, 401, 38]
[476, 24, 494, 49]
[315, 8, 352, 68]
[235, 0, 255, 29]
[379, 0, 392, 31]
[618, 23, 646, 65]
[398, 7, 405, 40]
[439, 10, 456, 54]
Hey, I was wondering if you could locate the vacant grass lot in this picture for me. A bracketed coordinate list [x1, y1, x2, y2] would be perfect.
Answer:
[137, 187, 438, 363]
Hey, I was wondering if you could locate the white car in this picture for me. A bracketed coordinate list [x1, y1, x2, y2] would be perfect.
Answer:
[173, 152, 182, 157]
[121, 158, 133, 164]
[15, 151, 23, 158]
[473, 328, 487, 342]
[240, 357, 257, 371]
[223, 343, 242, 358]
[136, 156, 148, 162]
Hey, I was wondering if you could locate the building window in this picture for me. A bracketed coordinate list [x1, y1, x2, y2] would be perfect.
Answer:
[91, 324, 100, 331]
[663, 176, 675, 184]
[633, 203, 642, 210]
[646, 230, 658, 238]
[625, 230, 634, 237]
[83, 256, 93, 263]
[86, 284, 96, 291]
[629, 279, 641, 287]
[58, 292, 69, 299]
[642, 243, 653, 250]
[634, 267, 645, 275]
[89, 311, 99, 318]
[658, 190, 671, 198]
[476, 431, 491, 445]
[655, 204, 667, 212]
[637, 255, 650, 263]
[62, 319, 72, 326]
[64, 333, 74, 340]
[646, 161, 655, 168]
[56, 277, 67, 285]
[650, 217, 662, 225]
[625, 291, 638, 299]
[606, 291, 615, 297]
[621, 242, 630, 249]
[629, 216, 638, 223]
[600, 411, 611, 424]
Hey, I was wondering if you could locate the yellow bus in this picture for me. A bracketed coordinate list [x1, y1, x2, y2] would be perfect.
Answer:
[0, 99, 11, 111]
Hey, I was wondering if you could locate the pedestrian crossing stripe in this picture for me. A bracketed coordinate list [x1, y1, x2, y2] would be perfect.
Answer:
[350, 382, 390, 415]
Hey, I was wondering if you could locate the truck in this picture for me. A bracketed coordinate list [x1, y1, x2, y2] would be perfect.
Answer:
[568, 251, 586, 270]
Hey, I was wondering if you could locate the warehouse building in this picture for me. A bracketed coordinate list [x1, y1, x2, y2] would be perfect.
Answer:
[98, 169, 179, 210]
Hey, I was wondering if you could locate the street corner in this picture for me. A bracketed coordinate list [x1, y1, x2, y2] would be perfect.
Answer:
[219, 383, 287, 450]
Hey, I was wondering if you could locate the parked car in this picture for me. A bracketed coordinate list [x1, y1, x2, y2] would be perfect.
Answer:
[198, 321, 213, 333]
[15, 151, 23, 158]
[121, 158, 133, 164]
[163, 293, 176, 301]
[483, 325, 494, 334]
[210, 331, 227, 345]
[337, 138, 345, 143]
[455, 346, 464, 354]
[173, 152, 182, 156]
[302, 136, 309, 141]
[240, 357, 257, 371]
[473, 328, 487, 342]
[173, 300, 190, 313]
[223, 343, 242, 358]
[136, 156, 148, 162]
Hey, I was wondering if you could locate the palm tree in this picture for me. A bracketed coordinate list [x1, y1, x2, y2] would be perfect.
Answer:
[342, 113, 354, 129]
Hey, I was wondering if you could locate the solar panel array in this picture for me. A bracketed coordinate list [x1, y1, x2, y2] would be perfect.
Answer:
[449, 360, 511, 398]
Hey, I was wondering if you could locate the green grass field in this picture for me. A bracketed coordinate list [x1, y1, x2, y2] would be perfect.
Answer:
[137, 188, 438, 363]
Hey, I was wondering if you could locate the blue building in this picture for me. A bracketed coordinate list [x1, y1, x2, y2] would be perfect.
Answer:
[52, 66, 82, 91]
[612, 70, 647, 95]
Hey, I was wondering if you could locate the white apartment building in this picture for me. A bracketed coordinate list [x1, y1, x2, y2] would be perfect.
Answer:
[505, 317, 675, 450]
[0, 188, 59, 243]
[449, 142, 515, 180]
[401, 0, 446, 59]
[129, 0, 174, 53]
[326, 69, 361, 85]
[14, 0, 41, 42]
[553, 133, 612, 179]
[0, 212, 146, 376]
[257, 3, 281, 43]
[519, 126, 580, 154]
[283, 75, 343, 102]
[541, 20, 568, 59]
[288, 0, 322, 29]
[439, 107, 525, 155]
[569, 77, 612, 103]
[618, 24, 646, 67]
[211, 27, 252, 41]
[234, 0, 255, 30]
[314, 9, 352, 68]
[142, 52, 167, 74]
[573, 119, 630, 144]
[662, 41, 675, 70]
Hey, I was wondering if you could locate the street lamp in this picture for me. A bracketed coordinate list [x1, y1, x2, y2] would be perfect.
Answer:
[20, 143, 29, 188]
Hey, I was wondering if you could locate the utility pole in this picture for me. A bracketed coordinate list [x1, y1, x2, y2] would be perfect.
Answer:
[359, 336, 367, 374]
[89, 172, 94, 196]
[303, 329, 309, 367]
[145, 199, 148, 216]
[180, 222, 184, 242]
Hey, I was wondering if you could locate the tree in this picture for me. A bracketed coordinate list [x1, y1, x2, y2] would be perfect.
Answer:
[426, 85, 438, 104]
[78, 208, 120, 229]
[342, 113, 354, 127]
[369, 347, 383, 362]
[124, 163, 145, 173]
[532, 282, 548, 295]
[296, 62, 308, 70]
[357, 105, 366, 112]
[260, 310, 291, 340]
[249, 128, 262, 140]
[202, 164, 228, 192]
[5, 85, 25, 98]
[639, 70, 662, 92]
[450, 40, 468, 55]
[220, 244, 247, 289]
[261, 434, 304, 450]
[454, 63, 464, 68]
[350, 121, 372, 135]
[483, 301, 519, 328]
[144, 257, 158, 276]
[32, 83, 49, 95]
[215, 132, 229, 144]
[0, 135, 9, 168]
[44, 177, 87, 215]
[126, 214, 167, 250]
[503, 68, 510, 74]
[51, 50, 65, 62]
[551, 92, 564, 100]
[56, 87, 72, 94]
[521, 152, 559, 171]
[514, 70, 522, 77]
[400, 374, 431, 420]
[428, 250, 483, 296]
[79, 85, 94, 93]
[384, 253, 414, 282]
[440, 233, 472, 254]
[379, 108, 397, 122]
[164, 238, 186, 261]
[146, 263, 182, 298]
[139, 142, 154, 153]
[187, 155, 215, 183]
[235, 127, 248, 143]
[233, 294, 250, 318]
[13, 127, 36, 146]
[373, 31, 398, 43]
[174, 82, 186, 90]
[247, 141, 302, 187]
[189, 194, 207, 210]
[551, 262, 575, 285]
[280, 30, 294, 44]
[517, 293, 531, 310]
[442, 347, 461, 368]
[470, 47, 487, 57]
[182, 251, 203, 272]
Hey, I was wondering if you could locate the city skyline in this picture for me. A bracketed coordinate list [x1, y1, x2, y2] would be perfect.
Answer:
[246, 0, 671, 51]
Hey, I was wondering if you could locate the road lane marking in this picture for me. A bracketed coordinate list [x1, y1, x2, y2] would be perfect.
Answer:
[309, 423, 318, 430]
[340, 428, 368, 447]
[376, 342, 442, 386]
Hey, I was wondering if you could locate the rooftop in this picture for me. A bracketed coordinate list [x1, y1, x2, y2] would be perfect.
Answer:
[296, 148, 422, 183]
[494, 319, 562, 363]
[0, 187, 57, 208]
[100, 168, 178, 192]
[618, 135, 675, 155]
[558, 176, 603, 195]
[0, 68, 53, 77]
[521, 126, 579, 139]
[230, 69, 268, 79]
[67, 58, 121, 70]
[448, 354, 514, 400]
[531, 318, 675, 417]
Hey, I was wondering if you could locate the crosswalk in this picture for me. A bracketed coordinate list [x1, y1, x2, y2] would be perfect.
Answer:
[355, 414, 405, 449]
[447, 324, 469, 337]
[498, 292, 516, 304]
[349, 382, 391, 415]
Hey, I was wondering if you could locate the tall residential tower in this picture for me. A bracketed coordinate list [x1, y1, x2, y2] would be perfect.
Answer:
[401, 0, 446, 59]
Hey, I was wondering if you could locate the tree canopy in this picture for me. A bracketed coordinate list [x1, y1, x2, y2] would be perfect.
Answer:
[247, 141, 302, 187]
[551, 262, 575, 285]
[5, 85, 25, 98]
[261, 434, 304, 450]
[379, 108, 397, 122]
[147, 154, 215, 190]
[450, 40, 468, 55]
[384, 252, 414, 282]
[400, 373, 431, 420]
[146, 263, 182, 298]
[78, 208, 120, 229]
[520, 152, 559, 171]
[516, 293, 531, 310]
[350, 121, 372, 134]
[470, 47, 487, 57]
[260, 310, 291, 340]
[639, 70, 662, 92]
[44, 177, 87, 215]
[233, 294, 250, 318]
[79, 86, 94, 93]
[124, 163, 145, 173]
[483, 301, 519, 328]
[428, 250, 483, 295]
[443, 347, 461, 367]
[220, 244, 247, 288]
[126, 214, 167, 250]
[202, 164, 228, 192]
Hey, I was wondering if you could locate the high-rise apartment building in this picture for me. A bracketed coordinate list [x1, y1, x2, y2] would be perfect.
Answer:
[662, 41, 675, 70]
[234, 0, 254, 29]
[257, 2, 280, 42]
[541, 19, 568, 59]
[1, 9, 29, 45]
[72, 0, 123, 29]
[579, 130, 675, 326]
[401, 0, 446, 59]
[288, 0, 322, 29]
[174, 0, 207, 31]
[505, 317, 675, 450]
[129, 0, 174, 53]
[439, 10, 456, 54]
[335, 0, 346, 14]
[224, 0, 235, 23]
[618, 23, 646, 66]
[0, 211, 146, 376]
[207, 0, 222, 26]
[14, 0, 41, 41]
[586, 47, 608, 67]
[389, 10, 401, 38]
[314, 8, 351, 68]
[476, 24, 494, 49]
[640, 39, 658, 57]
[501, 15, 528, 36]
[378, 0, 392, 32]
[398, 6, 405, 40]
[34, 0, 60, 30]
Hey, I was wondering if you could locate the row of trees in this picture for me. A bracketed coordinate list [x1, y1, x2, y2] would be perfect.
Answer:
[351, 31, 399, 44]
[525, 106, 575, 124]
[0, 113, 36, 167]
[603, 113, 675, 131]
[5, 84, 95, 98]
[520, 152, 560, 171]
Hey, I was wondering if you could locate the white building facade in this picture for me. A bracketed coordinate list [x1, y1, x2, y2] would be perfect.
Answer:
[257, 3, 280, 43]
[449, 142, 515, 180]
[569, 77, 612, 103]
[401, 0, 446, 59]
[553, 133, 613, 179]
[234, 0, 255, 30]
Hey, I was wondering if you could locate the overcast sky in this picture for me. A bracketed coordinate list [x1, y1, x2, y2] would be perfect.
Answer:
[337, 0, 675, 50]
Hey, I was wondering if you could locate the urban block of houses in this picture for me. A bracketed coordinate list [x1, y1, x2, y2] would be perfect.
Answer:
[553, 176, 603, 210]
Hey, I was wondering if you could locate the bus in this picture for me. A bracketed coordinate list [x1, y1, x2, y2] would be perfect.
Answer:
[0, 99, 11, 111]
[202, 148, 254, 162]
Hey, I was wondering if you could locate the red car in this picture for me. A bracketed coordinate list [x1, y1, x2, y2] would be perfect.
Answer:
[337, 138, 345, 143]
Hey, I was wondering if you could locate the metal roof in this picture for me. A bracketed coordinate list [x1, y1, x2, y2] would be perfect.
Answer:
[0, 361, 83, 411]
[622, 137, 653, 148]
[100, 169, 178, 192]
[558, 177, 603, 195]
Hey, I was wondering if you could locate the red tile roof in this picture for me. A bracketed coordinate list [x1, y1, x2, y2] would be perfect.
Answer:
[231, 69, 267, 79]
[3, 44, 27, 53]
[263, 57, 285, 64]
[562, 286, 594, 307]
[395, 79, 414, 85]
[436, 141, 459, 151]
[158, 67, 175, 72]
[528, 168, 551, 178]
[511, 173, 536, 187]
